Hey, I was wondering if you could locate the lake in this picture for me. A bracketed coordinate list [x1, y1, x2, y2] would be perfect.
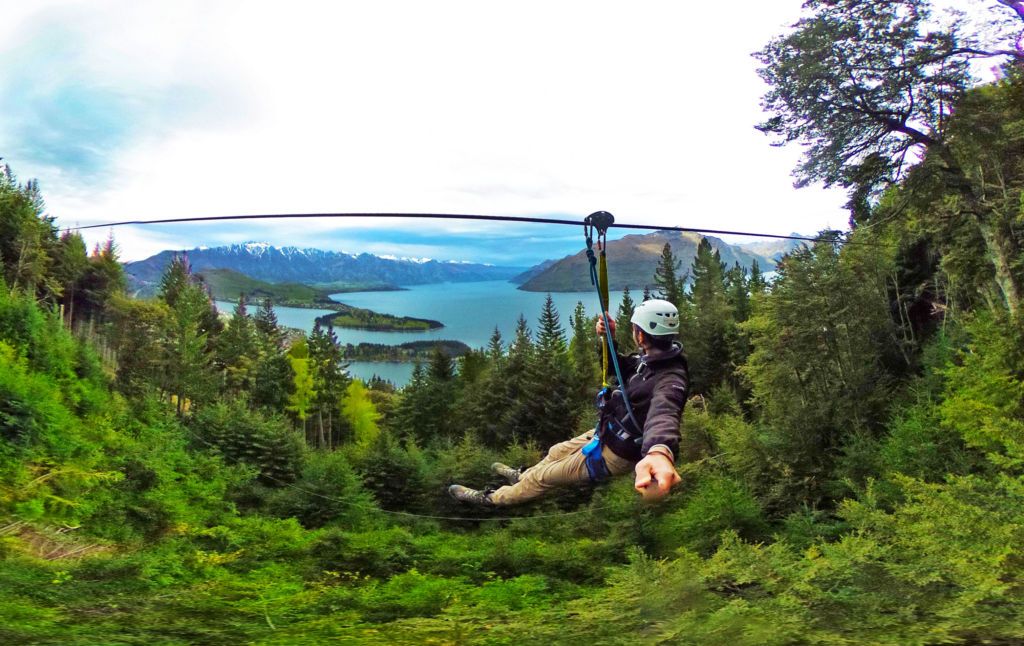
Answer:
[216, 280, 628, 385]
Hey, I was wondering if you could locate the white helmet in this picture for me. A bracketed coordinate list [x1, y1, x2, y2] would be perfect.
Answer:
[631, 299, 679, 336]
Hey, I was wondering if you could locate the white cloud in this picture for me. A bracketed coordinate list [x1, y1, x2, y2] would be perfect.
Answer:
[3, 0, 853, 260]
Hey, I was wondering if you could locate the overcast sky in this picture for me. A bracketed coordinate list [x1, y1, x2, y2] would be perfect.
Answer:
[2, 1, 860, 264]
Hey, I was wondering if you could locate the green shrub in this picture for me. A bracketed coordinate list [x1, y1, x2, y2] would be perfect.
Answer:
[267, 451, 375, 529]
[313, 526, 417, 578]
[360, 569, 467, 621]
[351, 430, 432, 512]
[190, 400, 303, 485]
[653, 474, 767, 556]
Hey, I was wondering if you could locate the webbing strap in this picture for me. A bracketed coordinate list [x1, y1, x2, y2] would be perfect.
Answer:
[599, 245, 610, 388]
[583, 212, 641, 434]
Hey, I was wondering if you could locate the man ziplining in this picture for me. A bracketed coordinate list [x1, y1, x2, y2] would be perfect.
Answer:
[448, 298, 689, 507]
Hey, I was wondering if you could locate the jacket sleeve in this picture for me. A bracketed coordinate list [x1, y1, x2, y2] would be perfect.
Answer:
[640, 367, 688, 459]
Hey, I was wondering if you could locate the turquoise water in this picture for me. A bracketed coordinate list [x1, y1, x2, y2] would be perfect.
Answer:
[216, 281, 627, 385]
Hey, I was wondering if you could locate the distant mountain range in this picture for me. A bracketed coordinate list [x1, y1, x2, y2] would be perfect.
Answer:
[124, 234, 807, 297]
[515, 231, 804, 292]
[124, 243, 526, 295]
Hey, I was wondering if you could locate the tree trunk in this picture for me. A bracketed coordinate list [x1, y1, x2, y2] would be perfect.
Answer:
[317, 409, 326, 449]
[978, 215, 1022, 317]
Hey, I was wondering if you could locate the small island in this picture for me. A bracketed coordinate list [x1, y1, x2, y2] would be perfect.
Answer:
[315, 306, 443, 332]
[343, 340, 470, 362]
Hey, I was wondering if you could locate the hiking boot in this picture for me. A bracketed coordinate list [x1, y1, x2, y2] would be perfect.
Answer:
[448, 484, 494, 507]
[490, 462, 522, 484]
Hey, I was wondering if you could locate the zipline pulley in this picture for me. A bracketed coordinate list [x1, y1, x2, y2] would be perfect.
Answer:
[583, 210, 615, 237]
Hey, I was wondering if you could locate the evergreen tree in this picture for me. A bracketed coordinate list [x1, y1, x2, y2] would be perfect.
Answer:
[308, 322, 351, 447]
[218, 294, 258, 395]
[158, 255, 192, 308]
[524, 295, 577, 447]
[748, 259, 768, 296]
[741, 240, 901, 510]
[390, 362, 432, 443]
[486, 326, 504, 361]
[473, 329, 509, 447]
[687, 238, 734, 395]
[251, 298, 293, 412]
[653, 242, 684, 308]
[569, 300, 599, 403]
[108, 294, 171, 398]
[498, 314, 535, 444]
[0, 166, 59, 300]
[51, 231, 89, 324]
[615, 286, 637, 353]
[162, 276, 218, 414]
[78, 236, 127, 322]
[254, 297, 283, 342]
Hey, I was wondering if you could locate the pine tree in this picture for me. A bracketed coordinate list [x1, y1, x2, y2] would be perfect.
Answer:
[748, 259, 768, 296]
[687, 237, 734, 395]
[390, 363, 431, 443]
[473, 329, 509, 447]
[499, 315, 535, 444]
[742, 241, 900, 510]
[218, 293, 258, 394]
[569, 300, 599, 404]
[51, 231, 89, 325]
[653, 242, 684, 308]
[159, 255, 192, 308]
[726, 263, 750, 324]
[0, 166, 58, 300]
[524, 295, 578, 447]
[250, 297, 292, 411]
[486, 326, 504, 362]
[615, 286, 637, 353]
[163, 276, 218, 414]
[308, 322, 350, 447]
[254, 297, 282, 342]
[80, 235, 127, 321]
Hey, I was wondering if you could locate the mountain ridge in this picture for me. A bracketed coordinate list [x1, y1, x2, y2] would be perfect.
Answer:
[518, 230, 803, 292]
[125, 243, 526, 295]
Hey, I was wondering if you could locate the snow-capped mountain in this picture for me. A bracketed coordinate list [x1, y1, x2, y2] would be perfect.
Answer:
[124, 243, 524, 293]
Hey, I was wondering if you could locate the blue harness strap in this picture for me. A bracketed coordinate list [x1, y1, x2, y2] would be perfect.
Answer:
[582, 430, 611, 482]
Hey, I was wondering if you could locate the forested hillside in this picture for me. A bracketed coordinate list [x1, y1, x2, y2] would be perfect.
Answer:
[2, 3, 1024, 644]
[517, 230, 774, 292]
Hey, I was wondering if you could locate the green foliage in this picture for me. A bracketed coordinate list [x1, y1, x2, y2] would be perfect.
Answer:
[190, 399, 303, 485]
[653, 474, 768, 555]
[353, 430, 431, 512]
[653, 242, 684, 308]
[285, 337, 316, 428]
[741, 238, 902, 510]
[267, 450, 374, 529]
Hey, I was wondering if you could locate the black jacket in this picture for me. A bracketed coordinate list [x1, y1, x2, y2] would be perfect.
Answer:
[599, 342, 689, 462]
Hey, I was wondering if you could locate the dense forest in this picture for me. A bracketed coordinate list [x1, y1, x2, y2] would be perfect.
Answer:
[2, 2, 1024, 643]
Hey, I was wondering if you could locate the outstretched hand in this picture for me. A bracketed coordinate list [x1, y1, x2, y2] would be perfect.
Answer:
[634, 452, 680, 502]
[595, 313, 616, 337]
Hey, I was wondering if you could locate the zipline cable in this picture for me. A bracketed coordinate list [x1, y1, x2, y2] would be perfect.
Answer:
[67, 211, 886, 247]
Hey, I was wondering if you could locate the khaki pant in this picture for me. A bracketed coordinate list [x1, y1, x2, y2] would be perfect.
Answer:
[489, 429, 635, 506]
